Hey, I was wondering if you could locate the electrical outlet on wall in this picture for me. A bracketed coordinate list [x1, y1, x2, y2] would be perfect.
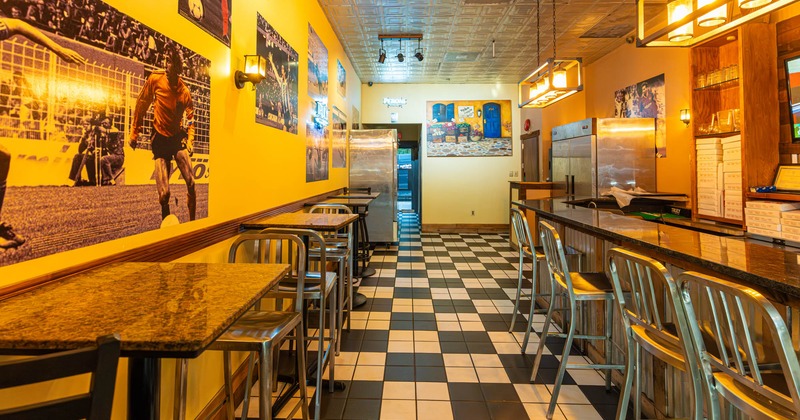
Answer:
[508, 170, 514, 177]
[471, 210, 475, 216]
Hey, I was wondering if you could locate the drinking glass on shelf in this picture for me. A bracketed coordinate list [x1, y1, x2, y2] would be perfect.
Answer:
[732, 108, 741, 131]
[709, 113, 719, 133]
[697, 123, 709, 135]
[717, 109, 733, 132]
[730, 64, 738, 80]
[696, 73, 706, 88]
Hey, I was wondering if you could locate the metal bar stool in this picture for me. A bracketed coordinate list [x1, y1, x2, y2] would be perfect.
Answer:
[344, 187, 371, 277]
[0, 334, 120, 420]
[607, 248, 706, 420]
[262, 228, 337, 420]
[678, 271, 800, 420]
[508, 207, 546, 353]
[308, 204, 354, 355]
[531, 221, 626, 419]
[174, 233, 311, 420]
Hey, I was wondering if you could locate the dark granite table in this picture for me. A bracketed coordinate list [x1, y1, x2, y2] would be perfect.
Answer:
[328, 192, 381, 199]
[514, 198, 800, 303]
[0, 262, 289, 419]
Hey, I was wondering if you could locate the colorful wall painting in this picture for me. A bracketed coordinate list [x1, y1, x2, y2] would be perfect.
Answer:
[426, 100, 512, 157]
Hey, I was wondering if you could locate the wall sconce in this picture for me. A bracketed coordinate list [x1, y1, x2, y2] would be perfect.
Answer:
[235, 54, 267, 89]
[636, 0, 799, 47]
[680, 109, 691, 125]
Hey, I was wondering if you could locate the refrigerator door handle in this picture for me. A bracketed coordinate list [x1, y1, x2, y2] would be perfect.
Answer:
[571, 175, 575, 196]
[565, 175, 570, 195]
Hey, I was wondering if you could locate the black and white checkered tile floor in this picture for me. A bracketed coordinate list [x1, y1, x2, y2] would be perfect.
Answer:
[292, 212, 625, 420]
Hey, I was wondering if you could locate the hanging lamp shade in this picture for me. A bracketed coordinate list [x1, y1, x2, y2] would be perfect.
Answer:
[667, 0, 694, 42]
[636, 0, 797, 47]
[697, 0, 727, 26]
[518, 58, 583, 108]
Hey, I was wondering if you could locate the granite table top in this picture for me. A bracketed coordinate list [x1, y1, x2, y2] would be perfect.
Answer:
[328, 192, 381, 199]
[242, 212, 358, 231]
[515, 198, 800, 302]
[317, 198, 374, 207]
[0, 262, 289, 358]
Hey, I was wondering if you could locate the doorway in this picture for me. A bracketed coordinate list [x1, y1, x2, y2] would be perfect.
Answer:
[483, 102, 501, 138]
[521, 130, 540, 181]
[397, 148, 420, 213]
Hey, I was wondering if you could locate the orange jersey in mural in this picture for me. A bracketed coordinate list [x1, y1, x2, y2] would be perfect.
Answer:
[131, 70, 194, 139]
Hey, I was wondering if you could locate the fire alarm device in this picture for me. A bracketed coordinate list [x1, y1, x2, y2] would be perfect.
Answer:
[524, 118, 531, 132]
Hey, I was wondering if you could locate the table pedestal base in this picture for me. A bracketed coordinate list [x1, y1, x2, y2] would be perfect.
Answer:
[129, 357, 161, 420]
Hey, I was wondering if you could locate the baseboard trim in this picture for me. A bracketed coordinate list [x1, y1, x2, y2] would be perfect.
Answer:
[421, 224, 508, 233]
[0, 188, 343, 301]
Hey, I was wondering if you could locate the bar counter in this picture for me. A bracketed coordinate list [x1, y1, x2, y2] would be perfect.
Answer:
[514, 197, 800, 302]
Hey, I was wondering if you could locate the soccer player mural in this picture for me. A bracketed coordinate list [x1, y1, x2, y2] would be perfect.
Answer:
[0, 0, 211, 267]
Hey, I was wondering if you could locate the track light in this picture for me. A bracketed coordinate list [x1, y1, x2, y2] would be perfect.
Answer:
[378, 39, 386, 64]
[397, 53, 404, 62]
[414, 39, 423, 61]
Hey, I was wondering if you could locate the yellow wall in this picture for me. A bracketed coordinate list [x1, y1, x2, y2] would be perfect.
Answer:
[0, 1, 360, 418]
[361, 83, 521, 226]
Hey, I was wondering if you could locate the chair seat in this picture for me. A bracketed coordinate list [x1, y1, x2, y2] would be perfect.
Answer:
[557, 272, 613, 299]
[522, 245, 545, 260]
[211, 311, 301, 349]
[715, 371, 797, 419]
[310, 248, 350, 259]
[277, 272, 337, 295]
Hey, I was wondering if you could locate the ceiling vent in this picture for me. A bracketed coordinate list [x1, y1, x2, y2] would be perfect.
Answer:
[580, 4, 663, 38]
[443, 52, 480, 62]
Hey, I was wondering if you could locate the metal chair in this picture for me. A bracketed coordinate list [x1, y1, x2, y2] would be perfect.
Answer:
[0, 334, 120, 420]
[531, 221, 625, 419]
[344, 187, 371, 273]
[262, 228, 337, 420]
[507, 207, 546, 353]
[679, 271, 800, 420]
[607, 248, 706, 420]
[173, 233, 311, 420]
[308, 204, 354, 355]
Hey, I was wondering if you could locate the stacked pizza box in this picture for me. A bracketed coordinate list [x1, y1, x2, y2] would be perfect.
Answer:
[782, 210, 800, 242]
[745, 201, 800, 240]
[696, 138, 723, 217]
[721, 135, 743, 220]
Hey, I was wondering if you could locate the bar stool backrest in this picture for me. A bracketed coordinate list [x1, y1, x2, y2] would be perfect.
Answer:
[309, 204, 353, 244]
[0, 334, 120, 420]
[538, 221, 574, 295]
[228, 232, 307, 313]
[607, 248, 708, 416]
[510, 207, 534, 254]
[678, 271, 800, 417]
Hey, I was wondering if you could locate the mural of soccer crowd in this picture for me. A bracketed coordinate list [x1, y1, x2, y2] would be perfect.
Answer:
[0, 0, 211, 145]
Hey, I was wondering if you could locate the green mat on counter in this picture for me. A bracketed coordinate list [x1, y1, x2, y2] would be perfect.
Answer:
[626, 212, 686, 221]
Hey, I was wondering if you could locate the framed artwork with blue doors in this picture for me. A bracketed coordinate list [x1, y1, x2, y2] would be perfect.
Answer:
[426, 100, 512, 157]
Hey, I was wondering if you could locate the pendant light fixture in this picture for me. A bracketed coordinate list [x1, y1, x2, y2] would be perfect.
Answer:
[518, 0, 583, 108]
[636, 0, 797, 47]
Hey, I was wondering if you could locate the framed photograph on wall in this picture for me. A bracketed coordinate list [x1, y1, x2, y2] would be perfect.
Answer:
[178, 0, 232, 47]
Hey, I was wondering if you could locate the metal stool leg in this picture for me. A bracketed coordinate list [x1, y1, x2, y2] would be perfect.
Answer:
[634, 342, 642, 420]
[530, 285, 557, 381]
[616, 327, 635, 420]
[295, 324, 310, 420]
[258, 345, 271, 420]
[605, 299, 614, 390]
[509, 251, 525, 332]
[240, 353, 255, 420]
[328, 285, 337, 393]
[546, 298, 577, 420]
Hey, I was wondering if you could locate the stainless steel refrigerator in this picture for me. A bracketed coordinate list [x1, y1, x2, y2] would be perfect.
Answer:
[551, 118, 656, 197]
[349, 129, 397, 243]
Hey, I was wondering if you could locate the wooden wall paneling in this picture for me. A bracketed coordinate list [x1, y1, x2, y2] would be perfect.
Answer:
[741, 22, 780, 189]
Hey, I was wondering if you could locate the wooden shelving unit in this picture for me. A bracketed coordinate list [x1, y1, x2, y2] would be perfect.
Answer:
[746, 191, 800, 201]
[689, 23, 780, 228]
